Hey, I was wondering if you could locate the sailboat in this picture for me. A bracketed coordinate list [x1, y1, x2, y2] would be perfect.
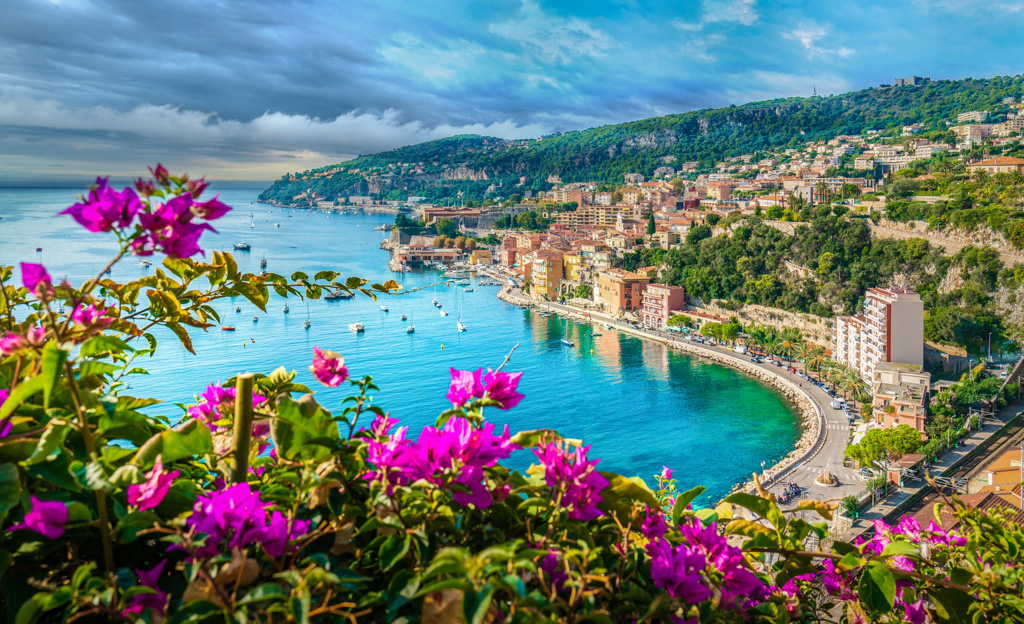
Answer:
[432, 284, 438, 307]
[349, 299, 364, 333]
[260, 255, 268, 269]
[303, 299, 311, 330]
[406, 312, 415, 334]
[560, 318, 574, 346]
[282, 303, 289, 313]
[457, 289, 467, 332]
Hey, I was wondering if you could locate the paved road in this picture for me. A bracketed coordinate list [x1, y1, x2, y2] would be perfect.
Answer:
[492, 281, 865, 503]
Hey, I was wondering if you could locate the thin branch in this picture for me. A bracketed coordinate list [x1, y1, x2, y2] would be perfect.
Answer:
[495, 343, 521, 372]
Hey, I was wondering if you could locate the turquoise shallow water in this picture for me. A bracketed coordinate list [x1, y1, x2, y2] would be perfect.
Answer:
[0, 186, 799, 504]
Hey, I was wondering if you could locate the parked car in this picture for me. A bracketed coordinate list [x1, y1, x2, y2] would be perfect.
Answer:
[860, 468, 873, 476]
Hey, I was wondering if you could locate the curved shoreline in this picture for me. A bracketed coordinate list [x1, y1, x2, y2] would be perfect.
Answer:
[495, 286, 827, 500]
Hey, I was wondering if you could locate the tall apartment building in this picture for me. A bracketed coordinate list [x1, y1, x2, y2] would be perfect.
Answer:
[957, 111, 989, 124]
[833, 288, 924, 380]
[641, 284, 686, 329]
[596, 269, 650, 317]
[530, 250, 563, 301]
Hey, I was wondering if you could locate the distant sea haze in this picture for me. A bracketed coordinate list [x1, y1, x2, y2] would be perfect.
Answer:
[0, 186, 799, 505]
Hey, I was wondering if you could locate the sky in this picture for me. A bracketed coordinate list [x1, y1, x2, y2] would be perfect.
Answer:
[1, 0, 1023, 185]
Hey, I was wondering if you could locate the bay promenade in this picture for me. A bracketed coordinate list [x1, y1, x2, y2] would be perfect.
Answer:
[495, 282, 862, 504]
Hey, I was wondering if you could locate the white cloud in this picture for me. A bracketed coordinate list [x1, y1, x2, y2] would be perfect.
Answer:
[673, 0, 759, 30]
[911, 0, 1024, 13]
[488, 0, 613, 63]
[379, 33, 491, 85]
[0, 96, 551, 181]
[783, 21, 854, 60]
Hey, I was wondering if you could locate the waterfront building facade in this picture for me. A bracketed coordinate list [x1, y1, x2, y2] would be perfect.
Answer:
[641, 284, 686, 329]
[531, 250, 563, 301]
[596, 269, 650, 317]
[871, 363, 930, 438]
[833, 287, 924, 380]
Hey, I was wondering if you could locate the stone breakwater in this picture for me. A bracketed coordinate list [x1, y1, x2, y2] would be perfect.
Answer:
[497, 286, 825, 499]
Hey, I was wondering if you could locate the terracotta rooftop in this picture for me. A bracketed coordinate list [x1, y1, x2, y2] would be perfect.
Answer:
[911, 492, 1024, 530]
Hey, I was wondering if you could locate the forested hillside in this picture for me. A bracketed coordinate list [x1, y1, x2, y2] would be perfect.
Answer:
[260, 75, 1024, 204]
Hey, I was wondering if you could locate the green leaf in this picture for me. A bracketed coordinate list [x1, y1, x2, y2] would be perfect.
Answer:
[598, 472, 659, 509]
[164, 321, 195, 355]
[694, 508, 718, 526]
[39, 343, 68, 409]
[271, 395, 341, 463]
[796, 499, 834, 521]
[115, 511, 161, 543]
[80, 336, 134, 357]
[24, 424, 70, 466]
[77, 361, 121, 378]
[881, 541, 921, 558]
[379, 534, 411, 572]
[463, 584, 495, 624]
[236, 583, 288, 606]
[509, 429, 560, 448]
[926, 587, 972, 624]
[858, 559, 896, 612]
[132, 419, 213, 469]
[14, 593, 46, 624]
[722, 492, 786, 530]
[672, 485, 705, 526]
[724, 519, 772, 539]
[0, 377, 45, 420]
[0, 464, 22, 516]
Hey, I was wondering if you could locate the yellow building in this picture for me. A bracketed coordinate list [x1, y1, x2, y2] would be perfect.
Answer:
[596, 268, 650, 317]
[468, 249, 492, 265]
[531, 250, 563, 301]
[563, 252, 582, 281]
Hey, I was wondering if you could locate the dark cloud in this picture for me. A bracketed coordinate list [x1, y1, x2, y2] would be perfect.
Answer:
[0, 0, 1022, 181]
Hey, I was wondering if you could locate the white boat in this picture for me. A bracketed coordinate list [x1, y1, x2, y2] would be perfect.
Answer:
[274, 223, 280, 227]
[561, 338, 574, 346]
[440, 310, 448, 317]
[380, 305, 389, 312]
[234, 242, 251, 250]
[303, 319, 311, 330]
[464, 288, 475, 292]
[401, 314, 407, 321]
[457, 289, 467, 331]
[349, 322, 364, 333]
[235, 306, 241, 313]
[406, 324, 415, 334]
[457, 322, 467, 332]
[282, 304, 289, 313]
[604, 323, 612, 330]
[252, 315, 258, 322]
[324, 289, 352, 300]
[139, 259, 151, 267]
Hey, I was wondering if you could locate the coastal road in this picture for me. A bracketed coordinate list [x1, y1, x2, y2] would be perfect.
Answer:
[495, 283, 865, 506]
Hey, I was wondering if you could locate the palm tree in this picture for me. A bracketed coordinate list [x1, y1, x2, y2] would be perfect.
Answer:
[801, 345, 827, 381]
[775, 338, 799, 362]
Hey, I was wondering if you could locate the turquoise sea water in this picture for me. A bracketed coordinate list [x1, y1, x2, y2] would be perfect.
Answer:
[0, 186, 798, 504]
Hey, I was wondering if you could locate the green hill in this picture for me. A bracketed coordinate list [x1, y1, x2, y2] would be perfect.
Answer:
[259, 75, 1024, 205]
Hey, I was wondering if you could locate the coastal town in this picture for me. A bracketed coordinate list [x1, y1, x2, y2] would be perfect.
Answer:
[287, 80, 1024, 535]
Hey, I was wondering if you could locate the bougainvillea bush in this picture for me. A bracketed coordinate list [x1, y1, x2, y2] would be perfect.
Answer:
[1, 169, 1022, 623]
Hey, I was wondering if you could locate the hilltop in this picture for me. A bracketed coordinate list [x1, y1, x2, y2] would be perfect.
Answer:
[259, 74, 1024, 205]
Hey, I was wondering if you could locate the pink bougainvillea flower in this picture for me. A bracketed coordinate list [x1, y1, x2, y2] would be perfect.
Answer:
[186, 177, 210, 199]
[187, 382, 267, 432]
[71, 304, 115, 329]
[532, 442, 609, 520]
[128, 456, 180, 510]
[185, 483, 308, 559]
[60, 177, 143, 233]
[8, 496, 68, 539]
[245, 510, 311, 557]
[134, 178, 156, 198]
[122, 559, 168, 618]
[446, 367, 484, 407]
[482, 368, 524, 410]
[661, 465, 673, 480]
[678, 519, 763, 607]
[0, 333, 23, 355]
[193, 195, 231, 219]
[24, 326, 46, 347]
[641, 507, 668, 540]
[20, 262, 51, 293]
[310, 347, 348, 387]
[149, 163, 170, 185]
[646, 537, 712, 604]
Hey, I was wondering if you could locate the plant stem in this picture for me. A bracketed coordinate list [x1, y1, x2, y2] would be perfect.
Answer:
[63, 360, 115, 573]
[230, 373, 255, 483]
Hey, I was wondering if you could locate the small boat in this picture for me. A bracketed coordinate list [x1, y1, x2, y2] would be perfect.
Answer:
[221, 326, 236, 331]
[464, 288, 475, 292]
[401, 314, 407, 321]
[440, 310, 449, 317]
[604, 324, 612, 330]
[436, 303, 443, 309]
[58, 306, 65, 314]
[274, 223, 280, 227]
[140, 259, 151, 267]
[380, 305, 389, 312]
[457, 322, 468, 332]
[236, 306, 241, 312]
[252, 315, 258, 322]
[260, 256, 267, 269]
[303, 319, 311, 330]
[349, 322, 364, 333]
[282, 304, 289, 313]
[432, 298, 438, 305]
[234, 242, 251, 250]
[406, 324, 415, 334]
[561, 338, 575, 347]
[324, 290, 352, 300]
[36, 247, 42, 252]
[592, 332, 602, 337]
